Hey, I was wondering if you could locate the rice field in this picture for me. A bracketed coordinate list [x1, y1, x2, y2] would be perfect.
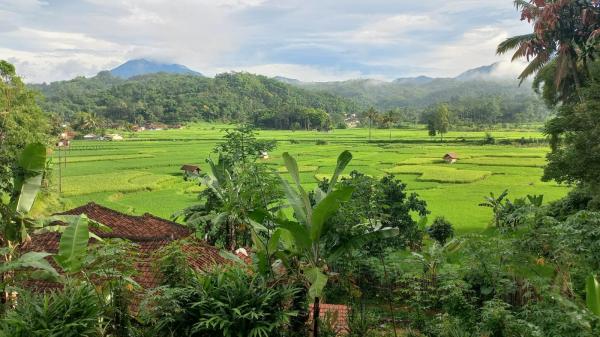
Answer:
[50, 123, 571, 232]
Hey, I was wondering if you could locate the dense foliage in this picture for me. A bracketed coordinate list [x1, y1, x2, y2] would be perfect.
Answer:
[32, 71, 357, 129]
[299, 78, 550, 126]
[0, 61, 48, 195]
[0, 282, 102, 337]
[141, 265, 298, 337]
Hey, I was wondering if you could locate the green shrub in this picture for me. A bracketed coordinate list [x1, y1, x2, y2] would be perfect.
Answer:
[289, 139, 300, 144]
[347, 304, 379, 337]
[476, 299, 540, 337]
[428, 217, 455, 245]
[482, 132, 495, 145]
[0, 283, 102, 337]
[316, 139, 328, 145]
[141, 266, 298, 337]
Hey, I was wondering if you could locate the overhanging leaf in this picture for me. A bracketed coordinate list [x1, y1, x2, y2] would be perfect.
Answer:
[311, 186, 353, 241]
[305, 267, 328, 299]
[18, 143, 46, 172]
[54, 214, 91, 273]
[328, 150, 352, 193]
[328, 227, 399, 261]
[586, 274, 600, 317]
[0, 252, 59, 280]
[16, 174, 42, 214]
[278, 221, 311, 251]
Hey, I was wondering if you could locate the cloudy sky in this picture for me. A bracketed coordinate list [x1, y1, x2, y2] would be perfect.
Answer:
[0, 0, 532, 83]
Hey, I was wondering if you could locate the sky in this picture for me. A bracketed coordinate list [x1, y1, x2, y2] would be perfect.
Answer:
[0, 0, 533, 83]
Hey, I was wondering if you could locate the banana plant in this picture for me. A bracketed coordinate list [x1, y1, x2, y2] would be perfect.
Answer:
[36, 214, 111, 274]
[269, 150, 399, 337]
[411, 239, 462, 286]
[479, 189, 509, 228]
[2, 142, 47, 244]
[0, 143, 55, 301]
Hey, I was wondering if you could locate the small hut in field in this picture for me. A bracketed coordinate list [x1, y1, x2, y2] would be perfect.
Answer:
[443, 152, 458, 164]
[180, 164, 201, 179]
[259, 151, 269, 159]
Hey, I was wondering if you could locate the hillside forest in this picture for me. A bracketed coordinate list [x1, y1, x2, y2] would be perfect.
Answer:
[32, 70, 549, 132]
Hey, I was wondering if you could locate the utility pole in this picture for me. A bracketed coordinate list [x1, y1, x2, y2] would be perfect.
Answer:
[56, 137, 70, 195]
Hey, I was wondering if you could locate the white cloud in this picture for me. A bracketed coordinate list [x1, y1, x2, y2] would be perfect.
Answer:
[350, 14, 438, 44]
[0, 47, 122, 83]
[419, 26, 517, 77]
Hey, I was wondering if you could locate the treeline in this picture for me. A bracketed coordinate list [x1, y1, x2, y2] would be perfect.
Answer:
[32, 71, 551, 131]
[32, 71, 359, 129]
[301, 78, 551, 125]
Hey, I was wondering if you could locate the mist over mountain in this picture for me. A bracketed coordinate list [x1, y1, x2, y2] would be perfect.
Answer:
[109, 59, 202, 79]
[271, 63, 539, 112]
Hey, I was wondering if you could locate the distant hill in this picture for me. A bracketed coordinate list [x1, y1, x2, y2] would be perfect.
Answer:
[31, 71, 358, 128]
[30, 62, 549, 129]
[273, 63, 542, 111]
[109, 59, 202, 79]
[455, 63, 499, 81]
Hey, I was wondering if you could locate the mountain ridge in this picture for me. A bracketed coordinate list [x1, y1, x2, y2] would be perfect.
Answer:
[109, 59, 202, 79]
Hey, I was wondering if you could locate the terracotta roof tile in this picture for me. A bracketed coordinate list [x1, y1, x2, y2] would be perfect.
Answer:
[21, 203, 226, 291]
[57, 202, 191, 241]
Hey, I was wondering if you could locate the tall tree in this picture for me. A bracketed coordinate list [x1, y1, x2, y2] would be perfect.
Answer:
[497, 0, 600, 102]
[383, 110, 398, 140]
[365, 107, 379, 142]
[0, 61, 48, 195]
[434, 104, 450, 142]
[499, 1, 600, 201]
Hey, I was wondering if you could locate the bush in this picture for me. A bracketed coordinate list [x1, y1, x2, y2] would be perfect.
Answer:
[427, 217, 455, 245]
[141, 266, 298, 337]
[347, 304, 379, 337]
[289, 139, 300, 144]
[316, 139, 328, 145]
[0, 283, 102, 337]
[482, 132, 495, 145]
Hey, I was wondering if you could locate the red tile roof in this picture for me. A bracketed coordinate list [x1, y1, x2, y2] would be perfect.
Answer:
[309, 303, 349, 333]
[56, 202, 192, 241]
[21, 202, 226, 290]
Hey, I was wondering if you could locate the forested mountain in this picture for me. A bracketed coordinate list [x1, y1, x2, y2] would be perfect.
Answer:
[282, 65, 550, 125]
[31, 71, 358, 129]
[31, 61, 550, 130]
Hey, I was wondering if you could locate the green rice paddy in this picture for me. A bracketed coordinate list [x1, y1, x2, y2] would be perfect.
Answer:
[51, 123, 570, 232]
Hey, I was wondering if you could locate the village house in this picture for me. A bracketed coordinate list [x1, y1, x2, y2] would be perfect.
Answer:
[21, 202, 226, 290]
[443, 152, 459, 164]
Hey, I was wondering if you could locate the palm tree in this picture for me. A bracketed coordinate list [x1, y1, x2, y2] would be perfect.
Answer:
[271, 151, 398, 337]
[365, 107, 379, 142]
[497, 0, 600, 101]
[383, 110, 398, 140]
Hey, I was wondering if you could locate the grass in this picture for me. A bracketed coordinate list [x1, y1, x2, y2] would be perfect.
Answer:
[49, 122, 569, 232]
[385, 165, 492, 183]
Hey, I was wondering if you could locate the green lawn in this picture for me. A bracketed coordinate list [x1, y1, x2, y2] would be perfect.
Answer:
[50, 123, 569, 232]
